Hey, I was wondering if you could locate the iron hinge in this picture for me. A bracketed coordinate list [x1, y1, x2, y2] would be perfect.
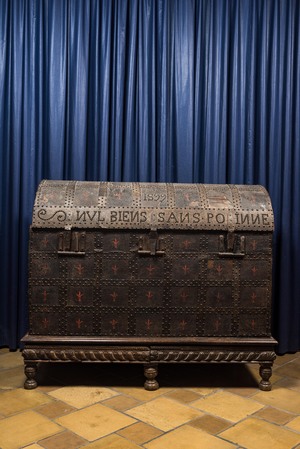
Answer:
[218, 231, 245, 258]
[138, 230, 165, 256]
[58, 228, 86, 256]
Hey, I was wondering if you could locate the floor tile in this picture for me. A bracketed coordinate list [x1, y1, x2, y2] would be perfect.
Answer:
[0, 350, 23, 370]
[22, 445, 44, 449]
[275, 375, 300, 392]
[0, 388, 53, 416]
[125, 397, 203, 431]
[117, 422, 163, 444]
[55, 403, 136, 441]
[254, 406, 295, 425]
[164, 389, 202, 404]
[144, 424, 236, 449]
[0, 366, 25, 389]
[286, 416, 300, 432]
[112, 386, 173, 401]
[38, 430, 87, 449]
[0, 410, 62, 449]
[0, 348, 10, 353]
[102, 395, 141, 411]
[275, 357, 300, 379]
[48, 386, 119, 408]
[225, 387, 258, 397]
[36, 400, 77, 419]
[273, 353, 299, 366]
[188, 387, 219, 396]
[189, 414, 232, 434]
[192, 391, 264, 422]
[253, 386, 300, 414]
[220, 417, 300, 449]
[82, 434, 143, 448]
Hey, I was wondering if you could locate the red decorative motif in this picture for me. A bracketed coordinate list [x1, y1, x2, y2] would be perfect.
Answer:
[146, 264, 156, 276]
[41, 236, 49, 247]
[215, 292, 224, 303]
[251, 319, 256, 330]
[81, 191, 91, 202]
[41, 264, 50, 275]
[42, 290, 48, 303]
[182, 240, 191, 249]
[110, 319, 118, 330]
[251, 266, 258, 276]
[111, 264, 118, 274]
[179, 320, 187, 330]
[146, 291, 154, 301]
[251, 292, 257, 303]
[76, 318, 83, 329]
[76, 291, 84, 302]
[114, 191, 122, 200]
[145, 319, 152, 330]
[182, 264, 190, 275]
[42, 318, 49, 329]
[216, 264, 223, 275]
[112, 238, 120, 249]
[180, 291, 189, 302]
[214, 319, 221, 331]
[251, 240, 257, 250]
[110, 292, 118, 302]
[75, 263, 84, 275]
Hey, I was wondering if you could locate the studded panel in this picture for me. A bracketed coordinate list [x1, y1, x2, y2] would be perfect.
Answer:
[28, 182, 273, 340]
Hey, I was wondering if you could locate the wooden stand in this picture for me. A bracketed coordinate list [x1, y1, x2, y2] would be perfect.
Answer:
[22, 335, 277, 391]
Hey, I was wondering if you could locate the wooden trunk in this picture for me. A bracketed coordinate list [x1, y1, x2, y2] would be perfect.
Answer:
[22, 181, 277, 390]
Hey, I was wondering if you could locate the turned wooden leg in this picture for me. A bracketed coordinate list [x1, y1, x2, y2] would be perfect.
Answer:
[259, 362, 273, 391]
[24, 362, 38, 389]
[144, 363, 159, 391]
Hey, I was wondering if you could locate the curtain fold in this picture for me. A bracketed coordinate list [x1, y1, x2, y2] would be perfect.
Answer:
[0, 0, 299, 353]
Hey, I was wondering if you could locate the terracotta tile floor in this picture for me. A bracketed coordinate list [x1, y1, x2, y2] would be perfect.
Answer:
[1, 349, 300, 448]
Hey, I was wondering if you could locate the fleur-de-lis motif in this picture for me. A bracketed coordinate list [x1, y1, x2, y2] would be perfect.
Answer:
[216, 264, 223, 275]
[114, 191, 122, 200]
[145, 319, 152, 330]
[110, 292, 118, 302]
[110, 319, 118, 330]
[251, 240, 257, 250]
[76, 318, 83, 329]
[215, 292, 224, 303]
[215, 319, 221, 331]
[42, 290, 48, 303]
[41, 264, 50, 275]
[112, 238, 120, 249]
[182, 265, 190, 275]
[41, 236, 49, 247]
[111, 264, 118, 274]
[179, 320, 187, 330]
[76, 291, 84, 302]
[75, 263, 84, 275]
[146, 264, 156, 275]
[42, 318, 49, 329]
[251, 266, 258, 276]
[180, 291, 189, 302]
[182, 240, 191, 249]
[146, 291, 154, 301]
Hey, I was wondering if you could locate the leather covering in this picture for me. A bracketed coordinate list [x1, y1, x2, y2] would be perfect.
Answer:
[32, 181, 274, 232]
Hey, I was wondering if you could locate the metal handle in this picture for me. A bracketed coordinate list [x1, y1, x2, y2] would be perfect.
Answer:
[218, 233, 245, 258]
[138, 231, 165, 256]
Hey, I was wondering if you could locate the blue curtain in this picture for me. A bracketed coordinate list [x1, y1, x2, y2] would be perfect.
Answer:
[0, 0, 299, 353]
